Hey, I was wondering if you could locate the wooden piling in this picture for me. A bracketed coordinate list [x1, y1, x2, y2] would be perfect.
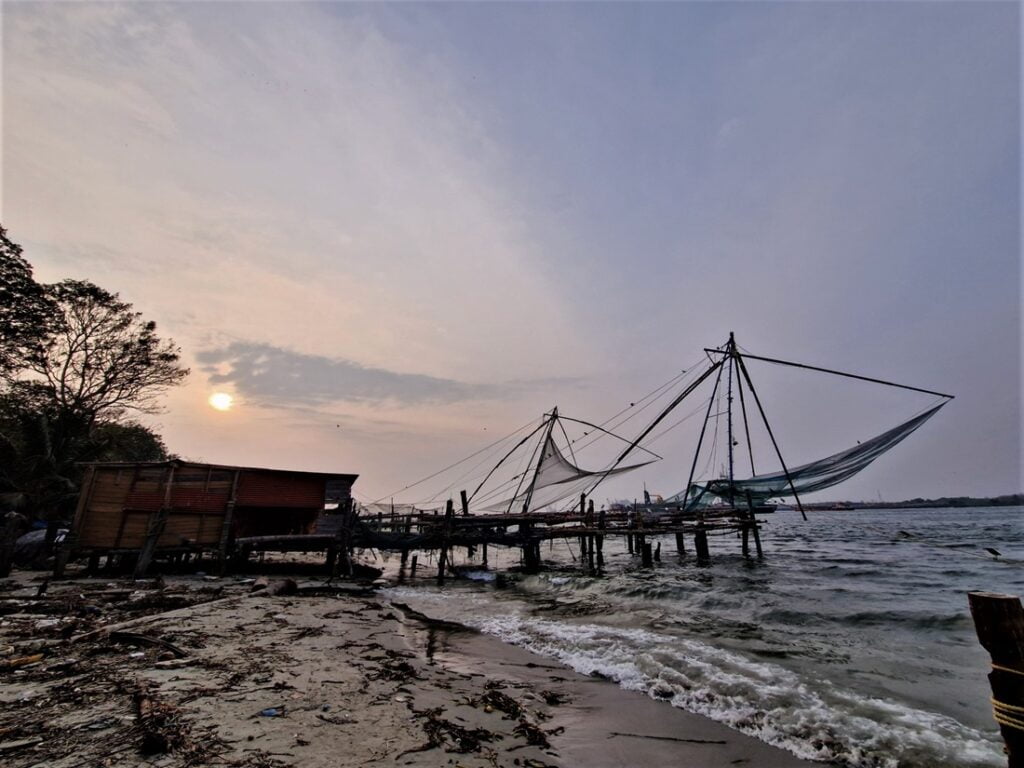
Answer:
[694, 525, 710, 563]
[437, 499, 454, 584]
[461, 489, 470, 516]
[410, 555, 418, 578]
[482, 542, 488, 566]
[968, 591, 1024, 766]
[641, 542, 653, 567]
[745, 491, 763, 558]
[741, 523, 750, 557]
[654, 542, 661, 562]
[675, 531, 686, 556]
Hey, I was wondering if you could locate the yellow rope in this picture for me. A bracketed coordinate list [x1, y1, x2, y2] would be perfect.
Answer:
[989, 666, 1024, 731]
[992, 663, 1024, 678]
[993, 699, 1024, 732]
[994, 697, 1024, 715]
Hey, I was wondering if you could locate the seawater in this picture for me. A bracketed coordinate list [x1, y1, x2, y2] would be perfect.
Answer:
[383, 506, 1024, 767]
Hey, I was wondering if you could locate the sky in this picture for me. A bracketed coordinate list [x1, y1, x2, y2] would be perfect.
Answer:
[2, 1, 1020, 506]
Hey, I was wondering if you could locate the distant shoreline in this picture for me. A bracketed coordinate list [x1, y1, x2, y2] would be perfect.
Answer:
[802, 494, 1023, 511]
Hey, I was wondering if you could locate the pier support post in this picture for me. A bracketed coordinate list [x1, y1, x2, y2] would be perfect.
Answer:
[523, 540, 541, 572]
[627, 533, 634, 554]
[410, 555, 418, 578]
[461, 489, 470, 516]
[654, 542, 661, 562]
[675, 531, 686, 557]
[968, 592, 1024, 766]
[694, 525, 710, 564]
[596, 506, 605, 566]
[741, 524, 750, 557]
[437, 499, 454, 584]
[641, 542, 653, 567]
[745, 492, 763, 559]
[482, 542, 488, 566]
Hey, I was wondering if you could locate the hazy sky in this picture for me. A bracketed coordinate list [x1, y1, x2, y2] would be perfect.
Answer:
[3, 2, 1020, 504]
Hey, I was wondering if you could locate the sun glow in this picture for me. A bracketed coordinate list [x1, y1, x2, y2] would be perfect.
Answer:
[208, 392, 234, 411]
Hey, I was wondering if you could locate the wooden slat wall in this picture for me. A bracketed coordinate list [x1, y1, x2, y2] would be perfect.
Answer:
[77, 467, 136, 548]
[77, 466, 231, 549]
[74, 463, 348, 552]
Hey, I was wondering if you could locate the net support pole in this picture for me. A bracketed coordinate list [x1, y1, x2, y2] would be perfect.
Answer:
[734, 352, 808, 521]
[587, 359, 725, 498]
[521, 408, 559, 515]
[683, 359, 727, 509]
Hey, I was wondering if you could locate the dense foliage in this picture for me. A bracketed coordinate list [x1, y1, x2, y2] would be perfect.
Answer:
[0, 225, 188, 520]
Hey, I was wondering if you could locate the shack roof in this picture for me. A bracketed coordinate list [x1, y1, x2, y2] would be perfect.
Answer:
[80, 458, 358, 483]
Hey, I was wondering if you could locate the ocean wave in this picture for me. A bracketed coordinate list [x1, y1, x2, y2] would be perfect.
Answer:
[472, 615, 1003, 768]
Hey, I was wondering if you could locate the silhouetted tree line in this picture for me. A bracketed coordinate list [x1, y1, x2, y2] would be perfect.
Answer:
[805, 494, 1023, 510]
[0, 225, 188, 522]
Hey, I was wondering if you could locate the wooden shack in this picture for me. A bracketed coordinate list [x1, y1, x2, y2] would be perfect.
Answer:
[57, 460, 357, 575]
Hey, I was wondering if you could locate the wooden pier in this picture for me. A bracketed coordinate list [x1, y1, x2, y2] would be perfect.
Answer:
[233, 496, 770, 581]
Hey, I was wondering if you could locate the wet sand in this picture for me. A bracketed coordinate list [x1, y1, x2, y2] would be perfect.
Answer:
[0, 573, 817, 767]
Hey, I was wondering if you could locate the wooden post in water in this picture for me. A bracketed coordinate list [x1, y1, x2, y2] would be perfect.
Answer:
[675, 531, 686, 557]
[968, 591, 1024, 766]
[482, 542, 488, 566]
[461, 489, 470, 516]
[594, 502, 604, 565]
[410, 555, 418, 578]
[694, 522, 710, 564]
[741, 522, 750, 557]
[437, 499, 454, 584]
[746, 491, 764, 558]
[641, 541, 653, 567]
[654, 541, 661, 562]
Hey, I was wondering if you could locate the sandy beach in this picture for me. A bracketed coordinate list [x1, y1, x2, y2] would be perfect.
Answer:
[0, 570, 817, 768]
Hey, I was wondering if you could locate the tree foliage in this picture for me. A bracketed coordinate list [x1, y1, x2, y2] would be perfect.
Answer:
[0, 225, 54, 378]
[0, 226, 187, 519]
[20, 280, 189, 425]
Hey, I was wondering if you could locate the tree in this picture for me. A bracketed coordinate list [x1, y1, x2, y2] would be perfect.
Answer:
[0, 227, 188, 519]
[19, 280, 189, 427]
[0, 225, 54, 378]
[91, 421, 170, 463]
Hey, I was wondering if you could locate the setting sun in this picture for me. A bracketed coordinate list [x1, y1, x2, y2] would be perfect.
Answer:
[208, 392, 234, 411]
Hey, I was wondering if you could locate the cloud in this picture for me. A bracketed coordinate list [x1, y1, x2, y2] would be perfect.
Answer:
[197, 342, 491, 406]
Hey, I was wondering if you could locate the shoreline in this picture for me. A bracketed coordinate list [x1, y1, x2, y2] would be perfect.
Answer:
[0, 571, 818, 767]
